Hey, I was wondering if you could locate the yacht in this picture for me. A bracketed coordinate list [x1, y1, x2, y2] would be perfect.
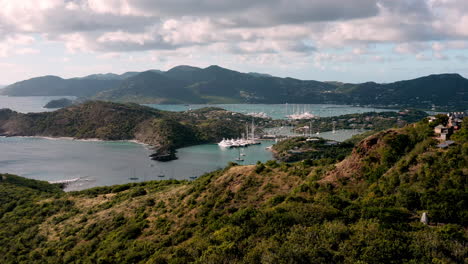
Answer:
[247, 112, 269, 118]
[287, 112, 315, 120]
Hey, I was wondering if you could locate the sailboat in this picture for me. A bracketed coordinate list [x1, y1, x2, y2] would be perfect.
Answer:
[235, 148, 244, 162]
[129, 168, 139, 180]
[286, 104, 315, 120]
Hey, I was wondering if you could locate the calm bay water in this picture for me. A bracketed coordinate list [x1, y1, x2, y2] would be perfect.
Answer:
[0, 130, 359, 191]
[0, 137, 275, 191]
[0, 96, 396, 118]
[0, 95, 76, 113]
[0, 96, 377, 190]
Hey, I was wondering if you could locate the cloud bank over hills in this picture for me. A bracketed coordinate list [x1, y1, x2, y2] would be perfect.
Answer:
[1, 0, 468, 83]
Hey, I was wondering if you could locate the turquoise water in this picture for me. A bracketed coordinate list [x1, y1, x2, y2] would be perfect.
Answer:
[145, 103, 397, 119]
[0, 95, 76, 113]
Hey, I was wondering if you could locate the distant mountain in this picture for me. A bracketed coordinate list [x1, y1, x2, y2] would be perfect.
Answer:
[78, 72, 140, 81]
[95, 67, 468, 108]
[248, 72, 273, 78]
[96, 65, 337, 104]
[0, 75, 120, 97]
[334, 73, 468, 108]
[2, 66, 467, 110]
[95, 71, 205, 104]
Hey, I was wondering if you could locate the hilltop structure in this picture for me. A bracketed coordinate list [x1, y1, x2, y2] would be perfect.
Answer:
[432, 112, 466, 141]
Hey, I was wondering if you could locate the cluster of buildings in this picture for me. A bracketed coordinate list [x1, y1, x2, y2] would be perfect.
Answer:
[431, 112, 465, 145]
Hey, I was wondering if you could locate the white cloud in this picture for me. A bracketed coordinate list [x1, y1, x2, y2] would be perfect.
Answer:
[15, 48, 40, 55]
[0, 0, 467, 55]
[1, 0, 468, 79]
[434, 52, 449, 60]
[0, 34, 36, 57]
[394, 43, 429, 54]
[455, 54, 468, 62]
[416, 53, 430, 61]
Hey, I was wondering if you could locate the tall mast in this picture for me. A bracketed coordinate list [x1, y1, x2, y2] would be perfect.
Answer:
[251, 117, 255, 140]
[310, 121, 312, 137]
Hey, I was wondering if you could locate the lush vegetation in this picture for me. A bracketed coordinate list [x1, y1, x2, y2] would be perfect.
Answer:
[43, 98, 74, 109]
[0, 118, 466, 263]
[272, 137, 354, 162]
[0, 75, 120, 97]
[290, 109, 428, 133]
[2, 65, 467, 109]
[271, 110, 428, 163]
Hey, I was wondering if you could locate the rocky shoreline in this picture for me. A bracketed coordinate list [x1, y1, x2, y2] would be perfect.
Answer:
[149, 148, 178, 162]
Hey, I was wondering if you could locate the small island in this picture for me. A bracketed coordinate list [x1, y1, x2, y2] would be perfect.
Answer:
[44, 98, 74, 109]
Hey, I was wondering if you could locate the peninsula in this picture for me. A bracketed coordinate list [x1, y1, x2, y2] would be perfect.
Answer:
[0, 101, 268, 161]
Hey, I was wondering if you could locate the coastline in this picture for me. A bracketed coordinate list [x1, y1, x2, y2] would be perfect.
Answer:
[3, 136, 152, 148]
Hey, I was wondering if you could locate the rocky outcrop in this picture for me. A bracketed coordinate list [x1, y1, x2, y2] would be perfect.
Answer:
[44, 98, 74, 108]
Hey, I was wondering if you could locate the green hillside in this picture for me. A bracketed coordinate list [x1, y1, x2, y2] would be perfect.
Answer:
[0, 118, 466, 263]
[339, 74, 468, 109]
[0, 76, 120, 97]
[95, 71, 205, 104]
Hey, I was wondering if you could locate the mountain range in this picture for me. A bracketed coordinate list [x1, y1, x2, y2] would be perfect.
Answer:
[1, 65, 467, 110]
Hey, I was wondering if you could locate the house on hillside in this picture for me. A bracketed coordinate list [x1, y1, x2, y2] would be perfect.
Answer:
[436, 140, 455, 149]
[434, 124, 452, 140]
[448, 112, 465, 130]
[433, 112, 465, 141]
[434, 124, 445, 134]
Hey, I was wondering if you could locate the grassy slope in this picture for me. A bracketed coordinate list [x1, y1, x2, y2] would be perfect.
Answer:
[0, 118, 467, 263]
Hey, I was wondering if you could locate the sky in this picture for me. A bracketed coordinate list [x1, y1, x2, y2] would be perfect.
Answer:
[1, 0, 468, 84]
